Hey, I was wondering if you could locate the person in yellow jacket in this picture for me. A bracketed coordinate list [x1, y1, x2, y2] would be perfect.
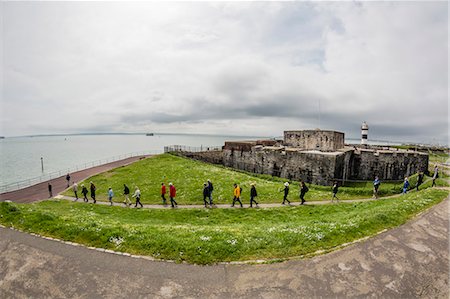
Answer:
[231, 183, 243, 207]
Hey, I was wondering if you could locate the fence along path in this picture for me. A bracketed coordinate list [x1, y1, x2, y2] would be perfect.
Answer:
[0, 150, 161, 193]
[0, 155, 153, 203]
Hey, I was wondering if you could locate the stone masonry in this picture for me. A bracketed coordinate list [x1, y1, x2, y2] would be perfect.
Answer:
[168, 129, 429, 186]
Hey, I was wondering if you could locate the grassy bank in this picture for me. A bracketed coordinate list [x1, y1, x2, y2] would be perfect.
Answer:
[1, 188, 448, 264]
[63, 154, 412, 204]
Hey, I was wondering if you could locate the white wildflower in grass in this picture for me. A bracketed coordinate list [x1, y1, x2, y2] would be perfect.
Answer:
[315, 232, 325, 240]
[200, 235, 211, 241]
[108, 236, 124, 246]
[268, 227, 277, 233]
[226, 239, 238, 245]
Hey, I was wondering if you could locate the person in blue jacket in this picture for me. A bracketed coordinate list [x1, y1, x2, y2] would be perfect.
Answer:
[108, 187, 114, 206]
[402, 177, 410, 194]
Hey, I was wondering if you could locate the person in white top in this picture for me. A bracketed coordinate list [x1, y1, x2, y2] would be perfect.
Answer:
[132, 186, 143, 208]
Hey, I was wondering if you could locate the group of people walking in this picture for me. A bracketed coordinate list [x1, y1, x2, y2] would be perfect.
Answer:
[49, 164, 441, 208]
[60, 179, 311, 208]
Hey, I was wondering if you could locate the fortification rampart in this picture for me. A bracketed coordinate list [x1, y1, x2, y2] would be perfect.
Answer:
[165, 129, 429, 186]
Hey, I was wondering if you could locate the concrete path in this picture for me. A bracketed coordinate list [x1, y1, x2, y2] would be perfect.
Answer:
[1, 197, 448, 298]
[0, 155, 150, 203]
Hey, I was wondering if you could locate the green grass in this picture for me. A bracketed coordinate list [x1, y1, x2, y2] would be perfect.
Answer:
[1, 188, 448, 264]
[63, 154, 408, 204]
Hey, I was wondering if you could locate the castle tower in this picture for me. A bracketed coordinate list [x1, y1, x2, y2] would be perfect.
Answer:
[361, 121, 369, 145]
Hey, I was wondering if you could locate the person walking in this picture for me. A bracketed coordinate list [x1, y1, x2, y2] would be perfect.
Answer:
[108, 187, 114, 206]
[373, 176, 381, 199]
[66, 173, 71, 188]
[90, 181, 96, 203]
[123, 184, 131, 206]
[202, 183, 210, 208]
[132, 186, 143, 208]
[402, 177, 410, 194]
[169, 183, 178, 208]
[72, 182, 79, 201]
[415, 171, 424, 191]
[432, 164, 439, 187]
[281, 182, 291, 205]
[81, 184, 89, 202]
[231, 183, 243, 207]
[207, 179, 214, 206]
[299, 181, 309, 204]
[250, 183, 258, 208]
[48, 182, 53, 198]
[161, 183, 167, 205]
[331, 181, 339, 203]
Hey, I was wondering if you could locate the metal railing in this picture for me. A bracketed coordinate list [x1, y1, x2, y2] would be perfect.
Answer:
[0, 150, 163, 193]
[164, 145, 223, 153]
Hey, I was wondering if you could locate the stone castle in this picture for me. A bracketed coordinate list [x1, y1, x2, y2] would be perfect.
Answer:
[166, 128, 429, 186]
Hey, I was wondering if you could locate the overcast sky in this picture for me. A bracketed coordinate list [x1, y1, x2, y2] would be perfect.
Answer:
[1, 1, 448, 144]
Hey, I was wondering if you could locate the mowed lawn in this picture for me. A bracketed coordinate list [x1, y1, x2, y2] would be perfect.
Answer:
[1, 188, 448, 264]
[62, 154, 429, 205]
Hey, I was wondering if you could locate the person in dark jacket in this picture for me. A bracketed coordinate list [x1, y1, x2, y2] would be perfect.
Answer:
[81, 184, 89, 202]
[373, 176, 381, 199]
[66, 173, 71, 187]
[207, 179, 214, 206]
[202, 183, 210, 207]
[331, 181, 339, 203]
[299, 181, 309, 205]
[123, 184, 131, 206]
[132, 186, 143, 208]
[48, 182, 53, 198]
[90, 181, 96, 203]
[250, 183, 258, 208]
[415, 171, 424, 191]
[282, 182, 290, 205]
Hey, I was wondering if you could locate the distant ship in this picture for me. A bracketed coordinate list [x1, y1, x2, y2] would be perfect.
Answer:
[0, 136, 4, 139]
[146, 133, 154, 136]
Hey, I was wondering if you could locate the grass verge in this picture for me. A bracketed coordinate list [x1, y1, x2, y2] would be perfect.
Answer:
[1, 188, 448, 264]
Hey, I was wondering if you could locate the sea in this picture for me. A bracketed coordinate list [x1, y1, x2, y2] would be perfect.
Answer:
[0, 133, 397, 191]
[0, 134, 260, 190]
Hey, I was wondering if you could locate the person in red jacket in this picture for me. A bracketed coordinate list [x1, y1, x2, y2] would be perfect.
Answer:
[161, 183, 167, 205]
[169, 182, 178, 208]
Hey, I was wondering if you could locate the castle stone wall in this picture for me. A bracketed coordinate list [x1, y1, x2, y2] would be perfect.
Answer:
[349, 149, 429, 180]
[223, 147, 342, 185]
[284, 130, 345, 151]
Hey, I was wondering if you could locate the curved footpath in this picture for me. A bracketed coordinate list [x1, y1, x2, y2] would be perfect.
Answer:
[0, 155, 150, 203]
[0, 197, 448, 298]
[56, 193, 401, 208]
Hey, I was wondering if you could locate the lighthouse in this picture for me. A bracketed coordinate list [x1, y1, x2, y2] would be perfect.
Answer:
[361, 121, 369, 145]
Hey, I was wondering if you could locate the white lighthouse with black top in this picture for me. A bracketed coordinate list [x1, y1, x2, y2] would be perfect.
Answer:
[361, 121, 369, 145]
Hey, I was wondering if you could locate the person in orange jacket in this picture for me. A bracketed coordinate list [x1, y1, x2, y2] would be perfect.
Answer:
[231, 183, 243, 207]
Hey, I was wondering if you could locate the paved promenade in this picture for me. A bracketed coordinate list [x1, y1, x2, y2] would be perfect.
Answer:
[1, 197, 448, 298]
[0, 155, 150, 203]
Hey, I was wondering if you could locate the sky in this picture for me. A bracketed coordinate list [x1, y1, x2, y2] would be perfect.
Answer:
[1, 1, 448, 144]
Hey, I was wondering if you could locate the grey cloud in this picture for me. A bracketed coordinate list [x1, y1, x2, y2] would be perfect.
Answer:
[2, 2, 447, 144]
